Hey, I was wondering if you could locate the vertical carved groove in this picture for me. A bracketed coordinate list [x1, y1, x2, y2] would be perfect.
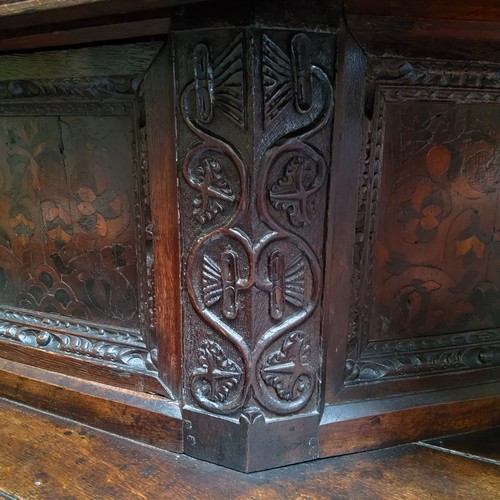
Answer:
[194, 43, 214, 124]
[291, 33, 313, 113]
[269, 250, 286, 320]
[221, 249, 239, 320]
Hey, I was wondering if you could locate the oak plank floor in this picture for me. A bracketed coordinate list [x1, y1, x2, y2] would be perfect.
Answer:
[0, 397, 499, 500]
[423, 429, 500, 464]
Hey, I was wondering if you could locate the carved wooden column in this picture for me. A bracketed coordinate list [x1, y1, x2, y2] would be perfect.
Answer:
[173, 26, 335, 471]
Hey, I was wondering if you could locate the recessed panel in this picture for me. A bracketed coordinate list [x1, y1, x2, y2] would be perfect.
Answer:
[370, 102, 500, 340]
[0, 115, 139, 328]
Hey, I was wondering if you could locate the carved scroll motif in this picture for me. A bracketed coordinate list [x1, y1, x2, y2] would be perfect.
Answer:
[177, 30, 334, 416]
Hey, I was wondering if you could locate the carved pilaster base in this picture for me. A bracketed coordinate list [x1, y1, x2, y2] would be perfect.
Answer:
[183, 407, 319, 472]
[175, 26, 335, 469]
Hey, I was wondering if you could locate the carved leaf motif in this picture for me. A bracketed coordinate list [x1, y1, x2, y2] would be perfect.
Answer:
[261, 331, 312, 401]
[194, 340, 242, 403]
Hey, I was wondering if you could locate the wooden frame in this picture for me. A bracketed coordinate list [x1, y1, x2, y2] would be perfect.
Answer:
[0, 0, 499, 474]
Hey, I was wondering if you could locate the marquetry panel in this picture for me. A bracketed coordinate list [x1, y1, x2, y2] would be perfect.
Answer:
[0, 115, 138, 327]
[344, 59, 500, 386]
[0, 43, 167, 393]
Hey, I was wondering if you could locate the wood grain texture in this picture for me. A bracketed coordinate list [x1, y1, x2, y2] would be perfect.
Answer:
[345, 0, 500, 22]
[0, 42, 162, 79]
[320, 383, 500, 458]
[0, 18, 170, 53]
[424, 428, 500, 464]
[0, 358, 183, 452]
[346, 14, 500, 60]
[0, 0, 205, 30]
[144, 42, 182, 397]
[0, 341, 168, 396]
[322, 25, 367, 403]
[0, 397, 499, 499]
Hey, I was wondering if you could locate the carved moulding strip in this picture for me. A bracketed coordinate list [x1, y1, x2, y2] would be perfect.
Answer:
[0, 75, 139, 115]
[348, 93, 386, 361]
[0, 307, 163, 374]
[133, 93, 156, 345]
[346, 330, 500, 383]
[0, 311, 176, 400]
[0, 75, 141, 100]
[381, 86, 500, 104]
[370, 59, 500, 89]
[346, 58, 500, 385]
[0, 102, 131, 116]
[0, 307, 143, 343]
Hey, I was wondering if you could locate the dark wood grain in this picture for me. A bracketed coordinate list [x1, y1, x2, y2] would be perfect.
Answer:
[0, 341, 168, 396]
[0, 0, 205, 29]
[1, 397, 499, 499]
[0, 17, 170, 53]
[323, 22, 500, 411]
[1, 0, 500, 474]
[345, 0, 500, 22]
[0, 41, 162, 78]
[0, 358, 183, 452]
[322, 24, 367, 403]
[0, 42, 167, 396]
[320, 383, 500, 458]
[144, 42, 183, 397]
[346, 13, 500, 61]
[424, 428, 500, 464]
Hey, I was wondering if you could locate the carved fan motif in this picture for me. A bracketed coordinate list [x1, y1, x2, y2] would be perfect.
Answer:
[202, 254, 223, 307]
[284, 254, 305, 307]
[262, 34, 293, 129]
[193, 33, 245, 128]
[212, 33, 245, 128]
[202, 250, 240, 319]
[269, 250, 305, 319]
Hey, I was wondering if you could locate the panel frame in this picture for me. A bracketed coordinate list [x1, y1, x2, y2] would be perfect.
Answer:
[0, 42, 178, 399]
[323, 40, 500, 404]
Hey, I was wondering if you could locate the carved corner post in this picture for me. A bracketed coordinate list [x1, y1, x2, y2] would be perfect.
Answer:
[173, 26, 336, 471]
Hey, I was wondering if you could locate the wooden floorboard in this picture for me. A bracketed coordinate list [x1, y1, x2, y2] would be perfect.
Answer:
[422, 428, 500, 464]
[0, 397, 499, 499]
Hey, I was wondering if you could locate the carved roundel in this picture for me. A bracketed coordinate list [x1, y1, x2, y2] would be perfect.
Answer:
[266, 143, 326, 229]
[255, 331, 315, 415]
[190, 338, 246, 413]
[183, 147, 241, 225]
